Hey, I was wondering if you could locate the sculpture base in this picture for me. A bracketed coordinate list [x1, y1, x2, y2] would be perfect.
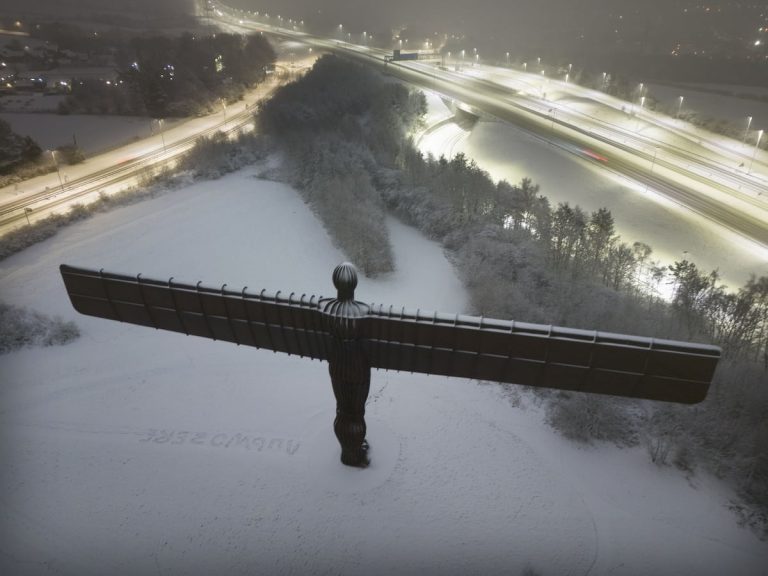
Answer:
[340, 439, 370, 468]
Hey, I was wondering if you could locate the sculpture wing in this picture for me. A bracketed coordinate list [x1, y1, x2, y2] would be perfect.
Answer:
[61, 264, 721, 404]
[363, 306, 720, 404]
[60, 264, 330, 361]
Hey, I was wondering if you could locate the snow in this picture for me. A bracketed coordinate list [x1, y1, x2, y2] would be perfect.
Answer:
[1, 168, 767, 575]
[647, 83, 768, 129]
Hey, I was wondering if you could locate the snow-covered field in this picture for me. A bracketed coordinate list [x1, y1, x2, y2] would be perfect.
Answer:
[1, 168, 766, 575]
[419, 116, 766, 290]
[647, 83, 768, 128]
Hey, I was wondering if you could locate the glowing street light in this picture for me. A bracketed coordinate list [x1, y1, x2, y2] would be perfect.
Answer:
[156, 119, 166, 153]
[743, 116, 753, 144]
[749, 129, 763, 174]
[50, 150, 64, 192]
[677, 95, 684, 119]
[523, 62, 527, 72]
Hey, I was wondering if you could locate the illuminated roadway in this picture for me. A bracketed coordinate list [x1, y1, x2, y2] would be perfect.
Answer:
[0, 76, 284, 234]
[211, 3, 768, 250]
[2, 2, 764, 254]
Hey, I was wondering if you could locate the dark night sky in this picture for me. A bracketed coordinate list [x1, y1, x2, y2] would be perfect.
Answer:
[2, 0, 763, 64]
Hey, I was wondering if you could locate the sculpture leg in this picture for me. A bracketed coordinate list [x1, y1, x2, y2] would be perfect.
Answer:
[329, 357, 371, 468]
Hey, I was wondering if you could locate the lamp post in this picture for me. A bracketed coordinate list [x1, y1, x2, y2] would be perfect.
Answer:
[636, 96, 646, 130]
[50, 150, 64, 192]
[645, 147, 659, 193]
[157, 119, 166, 154]
[749, 129, 763, 174]
[677, 95, 684, 119]
[743, 116, 753, 144]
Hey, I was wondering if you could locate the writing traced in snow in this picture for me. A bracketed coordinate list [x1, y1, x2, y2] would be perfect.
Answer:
[139, 429, 300, 455]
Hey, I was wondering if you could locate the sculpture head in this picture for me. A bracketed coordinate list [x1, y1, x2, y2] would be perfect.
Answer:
[332, 262, 358, 301]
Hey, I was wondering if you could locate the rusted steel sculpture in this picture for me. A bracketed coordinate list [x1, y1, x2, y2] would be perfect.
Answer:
[60, 262, 721, 468]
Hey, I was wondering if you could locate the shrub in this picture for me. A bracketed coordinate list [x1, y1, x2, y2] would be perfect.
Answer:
[0, 302, 80, 354]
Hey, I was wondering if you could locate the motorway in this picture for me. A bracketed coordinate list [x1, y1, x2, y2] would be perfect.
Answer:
[2, 2, 765, 259]
[0, 75, 285, 235]
[210, 3, 768, 251]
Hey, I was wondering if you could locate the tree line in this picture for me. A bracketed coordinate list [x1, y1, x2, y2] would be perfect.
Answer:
[60, 30, 275, 117]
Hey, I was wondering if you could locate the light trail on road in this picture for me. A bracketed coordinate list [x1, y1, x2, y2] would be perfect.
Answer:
[0, 107, 255, 232]
[209, 3, 767, 252]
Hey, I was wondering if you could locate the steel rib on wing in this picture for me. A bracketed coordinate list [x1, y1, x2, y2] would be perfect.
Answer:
[60, 264, 331, 360]
[60, 265, 720, 403]
[362, 308, 719, 404]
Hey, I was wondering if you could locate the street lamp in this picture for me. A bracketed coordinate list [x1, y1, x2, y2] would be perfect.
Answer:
[636, 97, 646, 130]
[749, 129, 763, 174]
[743, 116, 753, 144]
[50, 150, 64, 192]
[523, 62, 527, 72]
[157, 119, 166, 154]
[645, 146, 659, 193]
[677, 96, 684, 119]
